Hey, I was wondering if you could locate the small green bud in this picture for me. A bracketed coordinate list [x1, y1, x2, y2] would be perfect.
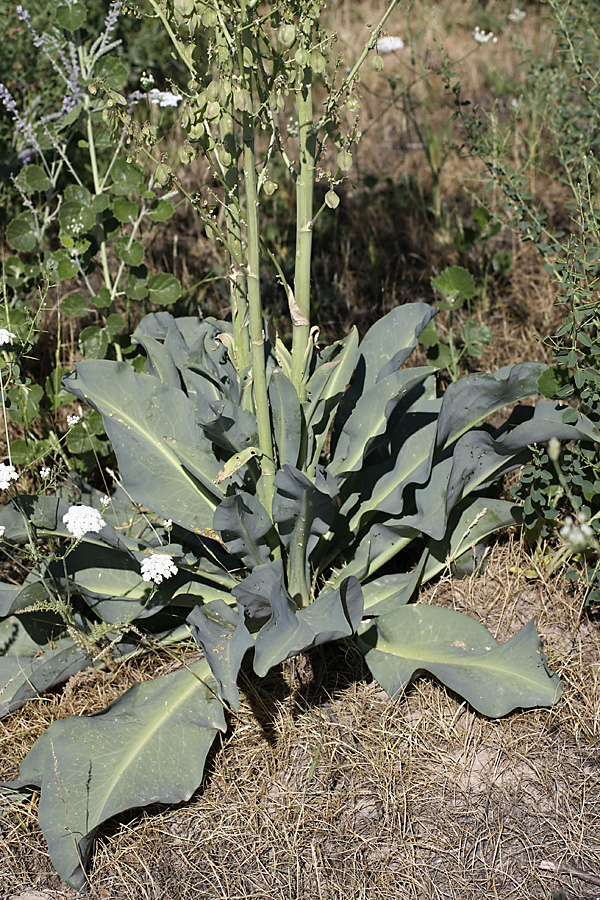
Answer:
[325, 190, 340, 209]
[346, 97, 360, 111]
[278, 24, 296, 49]
[337, 149, 353, 172]
[370, 55, 385, 72]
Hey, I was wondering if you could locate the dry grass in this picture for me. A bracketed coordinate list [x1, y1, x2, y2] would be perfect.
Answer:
[1, 539, 599, 900]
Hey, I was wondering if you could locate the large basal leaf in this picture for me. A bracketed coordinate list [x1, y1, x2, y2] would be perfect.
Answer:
[334, 304, 437, 436]
[0, 638, 90, 718]
[361, 549, 428, 615]
[329, 367, 435, 478]
[273, 466, 333, 601]
[253, 576, 363, 677]
[269, 370, 303, 469]
[62, 361, 221, 532]
[187, 599, 254, 710]
[422, 497, 521, 583]
[358, 607, 561, 716]
[304, 328, 359, 471]
[213, 493, 273, 569]
[436, 362, 547, 450]
[18, 658, 227, 890]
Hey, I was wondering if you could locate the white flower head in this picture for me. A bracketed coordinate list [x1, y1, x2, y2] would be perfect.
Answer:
[140, 553, 178, 584]
[508, 7, 526, 23]
[375, 36, 405, 53]
[63, 504, 106, 540]
[40, 466, 51, 479]
[0, 463, 19, 490]
[67, 414, 81, 428]
[148, 88, 182, 108]
[163, 518, 173, 531]
[0, 329, 17, 346]
[559, 514, 595, 552]
[0, 525, 5, 539]
[473, 26, 497, 44]
[100, 495, 111, 508]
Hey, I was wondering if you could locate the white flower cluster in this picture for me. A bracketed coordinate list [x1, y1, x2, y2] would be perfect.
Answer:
[129, 89, 182, 108]
[375, 36, 405, 53]
[67, 414, 81, 427]
[140, 553, 178, 584]
[472, 26, 497, 44]
[508, 7, 526, 23]
[63, 504, 106, 540]
[559, 514, 596, 552]
[0, 525, 5, 539]
[0, 463, 19, 490]
[0, 329, 16, 346]
[40, 466, 51, 479]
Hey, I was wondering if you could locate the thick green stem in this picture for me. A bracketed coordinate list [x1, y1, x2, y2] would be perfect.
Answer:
[291, 75, 316, 398]
[243, 114, 276, 510]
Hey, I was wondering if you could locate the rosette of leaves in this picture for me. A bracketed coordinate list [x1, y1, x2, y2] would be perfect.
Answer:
[2, 303, 599, 889]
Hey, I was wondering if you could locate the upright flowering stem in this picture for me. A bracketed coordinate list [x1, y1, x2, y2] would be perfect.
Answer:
[291, 71, 316, 399]
[78, 45, 114, 302]
[242, 110, 276, 510]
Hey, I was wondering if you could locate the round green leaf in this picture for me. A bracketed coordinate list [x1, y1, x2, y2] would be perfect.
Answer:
[56, 3, 87, 30]
[16, 165, 51, 194]
[59, 203, 95, 236]
[149, 199, 175, 222]
[114, 238, 144, 266]
[61, 294, 89, 317]
[109, 157, 145, 196]
[96, 55, 129, 88]
[431, 266, 477, 303]
[79, 326, 109, 359]
[112, 199, 138, 224]
[6, 213, 38, 252]
[147, 273, 182, 306]
[56, 258, 78, 281]
[65, 184, 92, 205]
[105, 313, 125, 338]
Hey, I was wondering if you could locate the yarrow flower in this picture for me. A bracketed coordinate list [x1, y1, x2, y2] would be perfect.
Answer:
[375, 36, 405, 53]
[67, 414, 81, 427]
[0, 328, 17, 346]
[508, 7, 526, 23]
[100, 495, 111, 508]
[63, 504, 106, 540]
[163, 519, 173, 531]
[0, 464, 19, 490]
[40, 466, 51, 479]
[472, 26, 497, 44]
[129, 88, 182, 108]
[140, 553, 178, 584]
[0, 525, 5, 539]
[559, 514, 596, 552]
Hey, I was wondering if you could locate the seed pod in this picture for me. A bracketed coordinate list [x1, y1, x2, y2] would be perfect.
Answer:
[263, 180, 278, 196]
[206, 81, 220, 102]
[370, 55, 385, 72]
[295, 47, 310, 66]
[179, 144, 196, 164]
[202, 8, 217, 27]
[310, 51, 326, 74]
[205, 100, 221, 120]
[278, 24, 296, 49]
[337, 149, 352, 172]
[325, 189, 339, 209]
[154, 163, 171, 187]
